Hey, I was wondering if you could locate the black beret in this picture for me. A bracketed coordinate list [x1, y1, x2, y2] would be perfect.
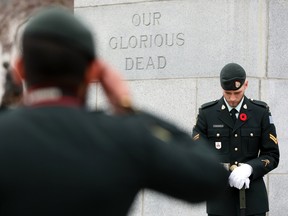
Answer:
[22, 7, 95, 60]
[220, 63, 246, 90]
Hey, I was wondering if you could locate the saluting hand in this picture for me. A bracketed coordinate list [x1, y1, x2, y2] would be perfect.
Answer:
[91, 59, 133, 114]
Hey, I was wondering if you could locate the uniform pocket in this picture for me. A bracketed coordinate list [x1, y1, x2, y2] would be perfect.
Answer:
[207, 128, 230, 154]
[241, 128, 261, 153]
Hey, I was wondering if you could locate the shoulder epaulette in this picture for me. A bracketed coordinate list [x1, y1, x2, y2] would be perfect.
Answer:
[249, 98, 269, 109]
[201, 100, 219, 109]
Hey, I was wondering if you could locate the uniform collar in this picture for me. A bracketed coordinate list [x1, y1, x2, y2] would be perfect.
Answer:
[24, 87, 82, 107]
[223, 96, 244, 113]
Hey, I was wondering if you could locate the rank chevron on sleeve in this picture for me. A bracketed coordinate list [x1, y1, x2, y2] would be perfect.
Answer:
[269, 134, 278, 144]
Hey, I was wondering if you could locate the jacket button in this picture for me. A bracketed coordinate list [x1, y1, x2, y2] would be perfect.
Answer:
[235, 147, 238, 151]
[250, 133, 254, 137]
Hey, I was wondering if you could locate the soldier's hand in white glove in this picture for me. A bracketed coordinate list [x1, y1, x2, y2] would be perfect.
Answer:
[229, 164, 253, 189]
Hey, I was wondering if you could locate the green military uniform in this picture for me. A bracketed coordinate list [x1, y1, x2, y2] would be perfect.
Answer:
[192, 63, 279, 216]
[0, 7, 229, 215]
[0, 99, 229, 215]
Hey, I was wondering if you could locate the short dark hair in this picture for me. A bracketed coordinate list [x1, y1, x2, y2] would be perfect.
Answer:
[22, 37, 92, 87]
[21, 7, 96, 87]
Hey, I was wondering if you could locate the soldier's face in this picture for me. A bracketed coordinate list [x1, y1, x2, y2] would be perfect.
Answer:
[223, 80, 248, 107]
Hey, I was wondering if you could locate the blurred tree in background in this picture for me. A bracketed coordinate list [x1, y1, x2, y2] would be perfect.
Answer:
[0, 0, 73, 53]
[0, 0, 73, 101]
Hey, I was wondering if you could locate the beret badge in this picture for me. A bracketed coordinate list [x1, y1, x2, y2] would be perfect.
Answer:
[235, 81, 241, 88]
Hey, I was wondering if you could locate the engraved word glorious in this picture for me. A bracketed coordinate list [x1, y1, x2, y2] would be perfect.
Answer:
[108, 12, 185, 71]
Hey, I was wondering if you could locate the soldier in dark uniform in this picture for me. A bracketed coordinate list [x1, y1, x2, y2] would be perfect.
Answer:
[193, 63, 280, 216]
[0, 7, 229, 216]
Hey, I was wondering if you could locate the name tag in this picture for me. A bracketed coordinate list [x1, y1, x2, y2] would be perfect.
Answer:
[213, 124, 224, 128]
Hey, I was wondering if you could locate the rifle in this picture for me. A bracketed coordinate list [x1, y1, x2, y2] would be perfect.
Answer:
[230, 164, 246, 216]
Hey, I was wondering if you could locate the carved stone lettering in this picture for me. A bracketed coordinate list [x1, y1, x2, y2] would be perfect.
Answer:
[125, 56, 167, 70]
[132, 12, 161, 26]
[108, 11, 185, 71]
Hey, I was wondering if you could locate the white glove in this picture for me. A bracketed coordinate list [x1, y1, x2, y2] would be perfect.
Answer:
[229, 164, 253, 189]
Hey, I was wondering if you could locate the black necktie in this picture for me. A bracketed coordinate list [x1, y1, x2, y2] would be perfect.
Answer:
[230, 108, 238, 124]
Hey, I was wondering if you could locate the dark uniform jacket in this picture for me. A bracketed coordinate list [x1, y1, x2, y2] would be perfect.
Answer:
[0, 97, 228, 216]
[193, 96, 280, 215]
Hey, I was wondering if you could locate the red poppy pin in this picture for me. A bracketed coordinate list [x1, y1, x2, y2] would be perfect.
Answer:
[239, 113, 247, 121]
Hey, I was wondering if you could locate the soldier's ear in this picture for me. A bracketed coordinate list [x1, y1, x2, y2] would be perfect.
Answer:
[244, 80, 248, 90]
[11, 57, 25, 85]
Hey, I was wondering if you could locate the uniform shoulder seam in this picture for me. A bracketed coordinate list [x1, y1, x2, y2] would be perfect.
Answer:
[249, 98, 268, 109]
[201, 100, 219, 109]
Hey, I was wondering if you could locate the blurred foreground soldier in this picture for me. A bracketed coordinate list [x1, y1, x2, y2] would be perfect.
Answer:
[0, 7, 229, 216]
[193, 63, 280, 216]
[0, 62, 23, 110]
